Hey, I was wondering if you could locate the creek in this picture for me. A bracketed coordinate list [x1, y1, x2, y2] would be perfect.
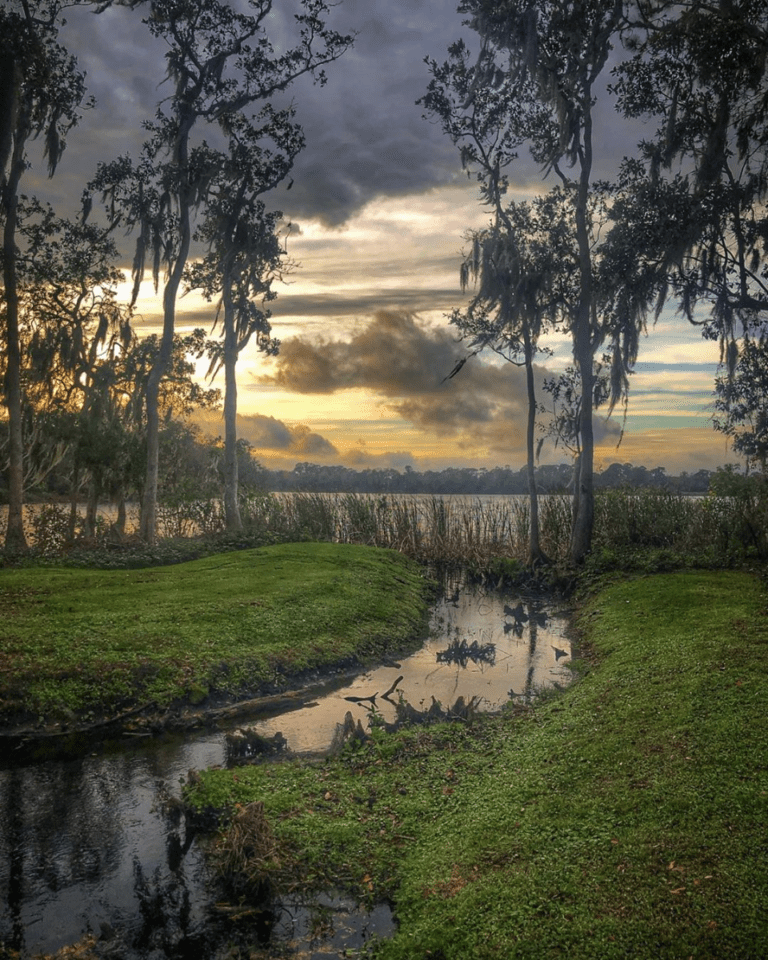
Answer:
[0, 578, 573, 958]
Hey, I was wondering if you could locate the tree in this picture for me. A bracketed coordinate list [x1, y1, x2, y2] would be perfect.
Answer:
[426, 0, 652, 562]
[1, 1, 90, 552]
[87, 0, 353, 543]
[447, 194, 583, 564]
[2, 200, 133, 536]
[714, 335, 768, 473]
[608, 3, 768, 488]
[422, 39, 567, 564]
[185, 110, 294, 531]
[612, 1, 768, 358]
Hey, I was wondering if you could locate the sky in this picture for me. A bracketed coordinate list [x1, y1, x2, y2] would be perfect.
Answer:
[27, 0, 733, 476]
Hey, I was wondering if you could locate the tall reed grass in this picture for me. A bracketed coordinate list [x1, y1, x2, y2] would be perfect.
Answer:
[241, 488, 768, 570]
[9, 485, 768, 572]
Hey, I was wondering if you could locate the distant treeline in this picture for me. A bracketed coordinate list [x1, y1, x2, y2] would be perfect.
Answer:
[262, 460, 715, 495]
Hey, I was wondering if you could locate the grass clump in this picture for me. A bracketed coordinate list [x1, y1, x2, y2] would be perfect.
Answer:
[186, 569, 768, 958]
[0, 542, 432, 725]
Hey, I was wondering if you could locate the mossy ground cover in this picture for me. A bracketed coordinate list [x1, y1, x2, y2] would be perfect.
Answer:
[0, 542, 431, 723]
[186, 570, 768, 958]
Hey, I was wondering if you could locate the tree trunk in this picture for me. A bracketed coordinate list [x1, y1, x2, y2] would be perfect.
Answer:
[69, 459, 80, 541]
[84, 462, 103, 538]
[571, 451, 581, 528]
[139, 126, 193, 543]
[85, 479, 99, 538]
[2, 70, 28, 554]
[140, 367, 162, 543]
[223, 300, 242, 532]
[115, 495, 126, 536]
[570, 344, 595, 563]
[523, 322, 547, 566]
[569, 93, 596, 565]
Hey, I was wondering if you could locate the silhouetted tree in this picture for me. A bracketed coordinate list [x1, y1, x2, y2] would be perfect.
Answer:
[86, 0, 353, 543]
[426, 0, 652, 562]
[1, 1, 90, 551]
[612, 1, 768, 357]
[423, 41, 572, 564]
[714, 335, 768, 473]
[186, 110, 296, 530]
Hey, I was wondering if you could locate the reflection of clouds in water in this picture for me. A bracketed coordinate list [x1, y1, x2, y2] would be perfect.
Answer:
[245, 586, 572, 754]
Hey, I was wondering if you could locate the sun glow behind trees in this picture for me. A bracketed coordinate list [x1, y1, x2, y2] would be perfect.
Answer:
[2, 0, 767, 555]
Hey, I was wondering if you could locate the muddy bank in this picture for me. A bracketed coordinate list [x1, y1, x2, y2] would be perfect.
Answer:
[0, 653, 411, 767]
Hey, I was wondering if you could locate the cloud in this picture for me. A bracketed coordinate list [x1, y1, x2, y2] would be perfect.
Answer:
[260, 309, 462, 394]
[237, 413, 339, 457]
[257, 308, 584, 458]
[37, 0, 471, 229]
[193, 410, 338, 457]
[265, 0, 479, 226]
[36, 0, 646, 241]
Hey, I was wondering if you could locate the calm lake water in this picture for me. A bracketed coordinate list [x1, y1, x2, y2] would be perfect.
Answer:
[0, 579, 573, 958]
[0, 492, 557, 544]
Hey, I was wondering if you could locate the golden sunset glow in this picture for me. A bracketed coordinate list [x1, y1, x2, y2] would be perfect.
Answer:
[30, 1, 735, 478]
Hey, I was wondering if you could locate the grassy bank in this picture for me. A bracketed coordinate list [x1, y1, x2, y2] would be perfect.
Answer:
[0, 542, 432, 727]
[185, 569, 768, 958]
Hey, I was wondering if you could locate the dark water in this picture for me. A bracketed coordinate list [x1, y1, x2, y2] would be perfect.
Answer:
[0, 582, 572, 957]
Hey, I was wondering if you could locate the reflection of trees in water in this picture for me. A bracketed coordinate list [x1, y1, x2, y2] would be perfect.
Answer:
[133, 860, 192, 953]
[0, 751, 207, 955]
[525, 605, 539, 700]
[25, 757, 129, 891]
[2, 769, 25, 951]
[0, 756, 125, 936]
[500, 599, 555, 700]
[437, 639, 496, 667]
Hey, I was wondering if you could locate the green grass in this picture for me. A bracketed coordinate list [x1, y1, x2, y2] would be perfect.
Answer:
[0, 542, 432, 722]
[186, 570, 768, 958]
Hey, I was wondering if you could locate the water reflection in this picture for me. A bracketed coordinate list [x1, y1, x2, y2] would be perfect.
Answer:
[0, 581, 572, 957]
[241, 580, 572, 752]
[0, 746, 215, 956]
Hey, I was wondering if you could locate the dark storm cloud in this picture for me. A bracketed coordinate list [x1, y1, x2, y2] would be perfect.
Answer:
[264, 0, 479, 225]
[36, 0, 475, 226]
[38, 0, 636, 230]
[258, 308, 549, 454]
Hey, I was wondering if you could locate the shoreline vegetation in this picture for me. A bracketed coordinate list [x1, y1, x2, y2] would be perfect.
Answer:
[2, 483, 767, 740]
[2, 488, 768, 956]
[4, 481, 768, 572]
[184, 569, 768, 959]
[0, 542, 433, 743]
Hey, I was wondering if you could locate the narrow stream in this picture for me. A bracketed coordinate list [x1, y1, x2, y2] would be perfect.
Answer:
[0, 580, 573, 958]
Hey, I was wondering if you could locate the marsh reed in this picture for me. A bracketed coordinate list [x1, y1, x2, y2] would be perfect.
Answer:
[241, 487, 768, 569]
[244, 491, 572, 565]
[11, 485, 766, 570]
